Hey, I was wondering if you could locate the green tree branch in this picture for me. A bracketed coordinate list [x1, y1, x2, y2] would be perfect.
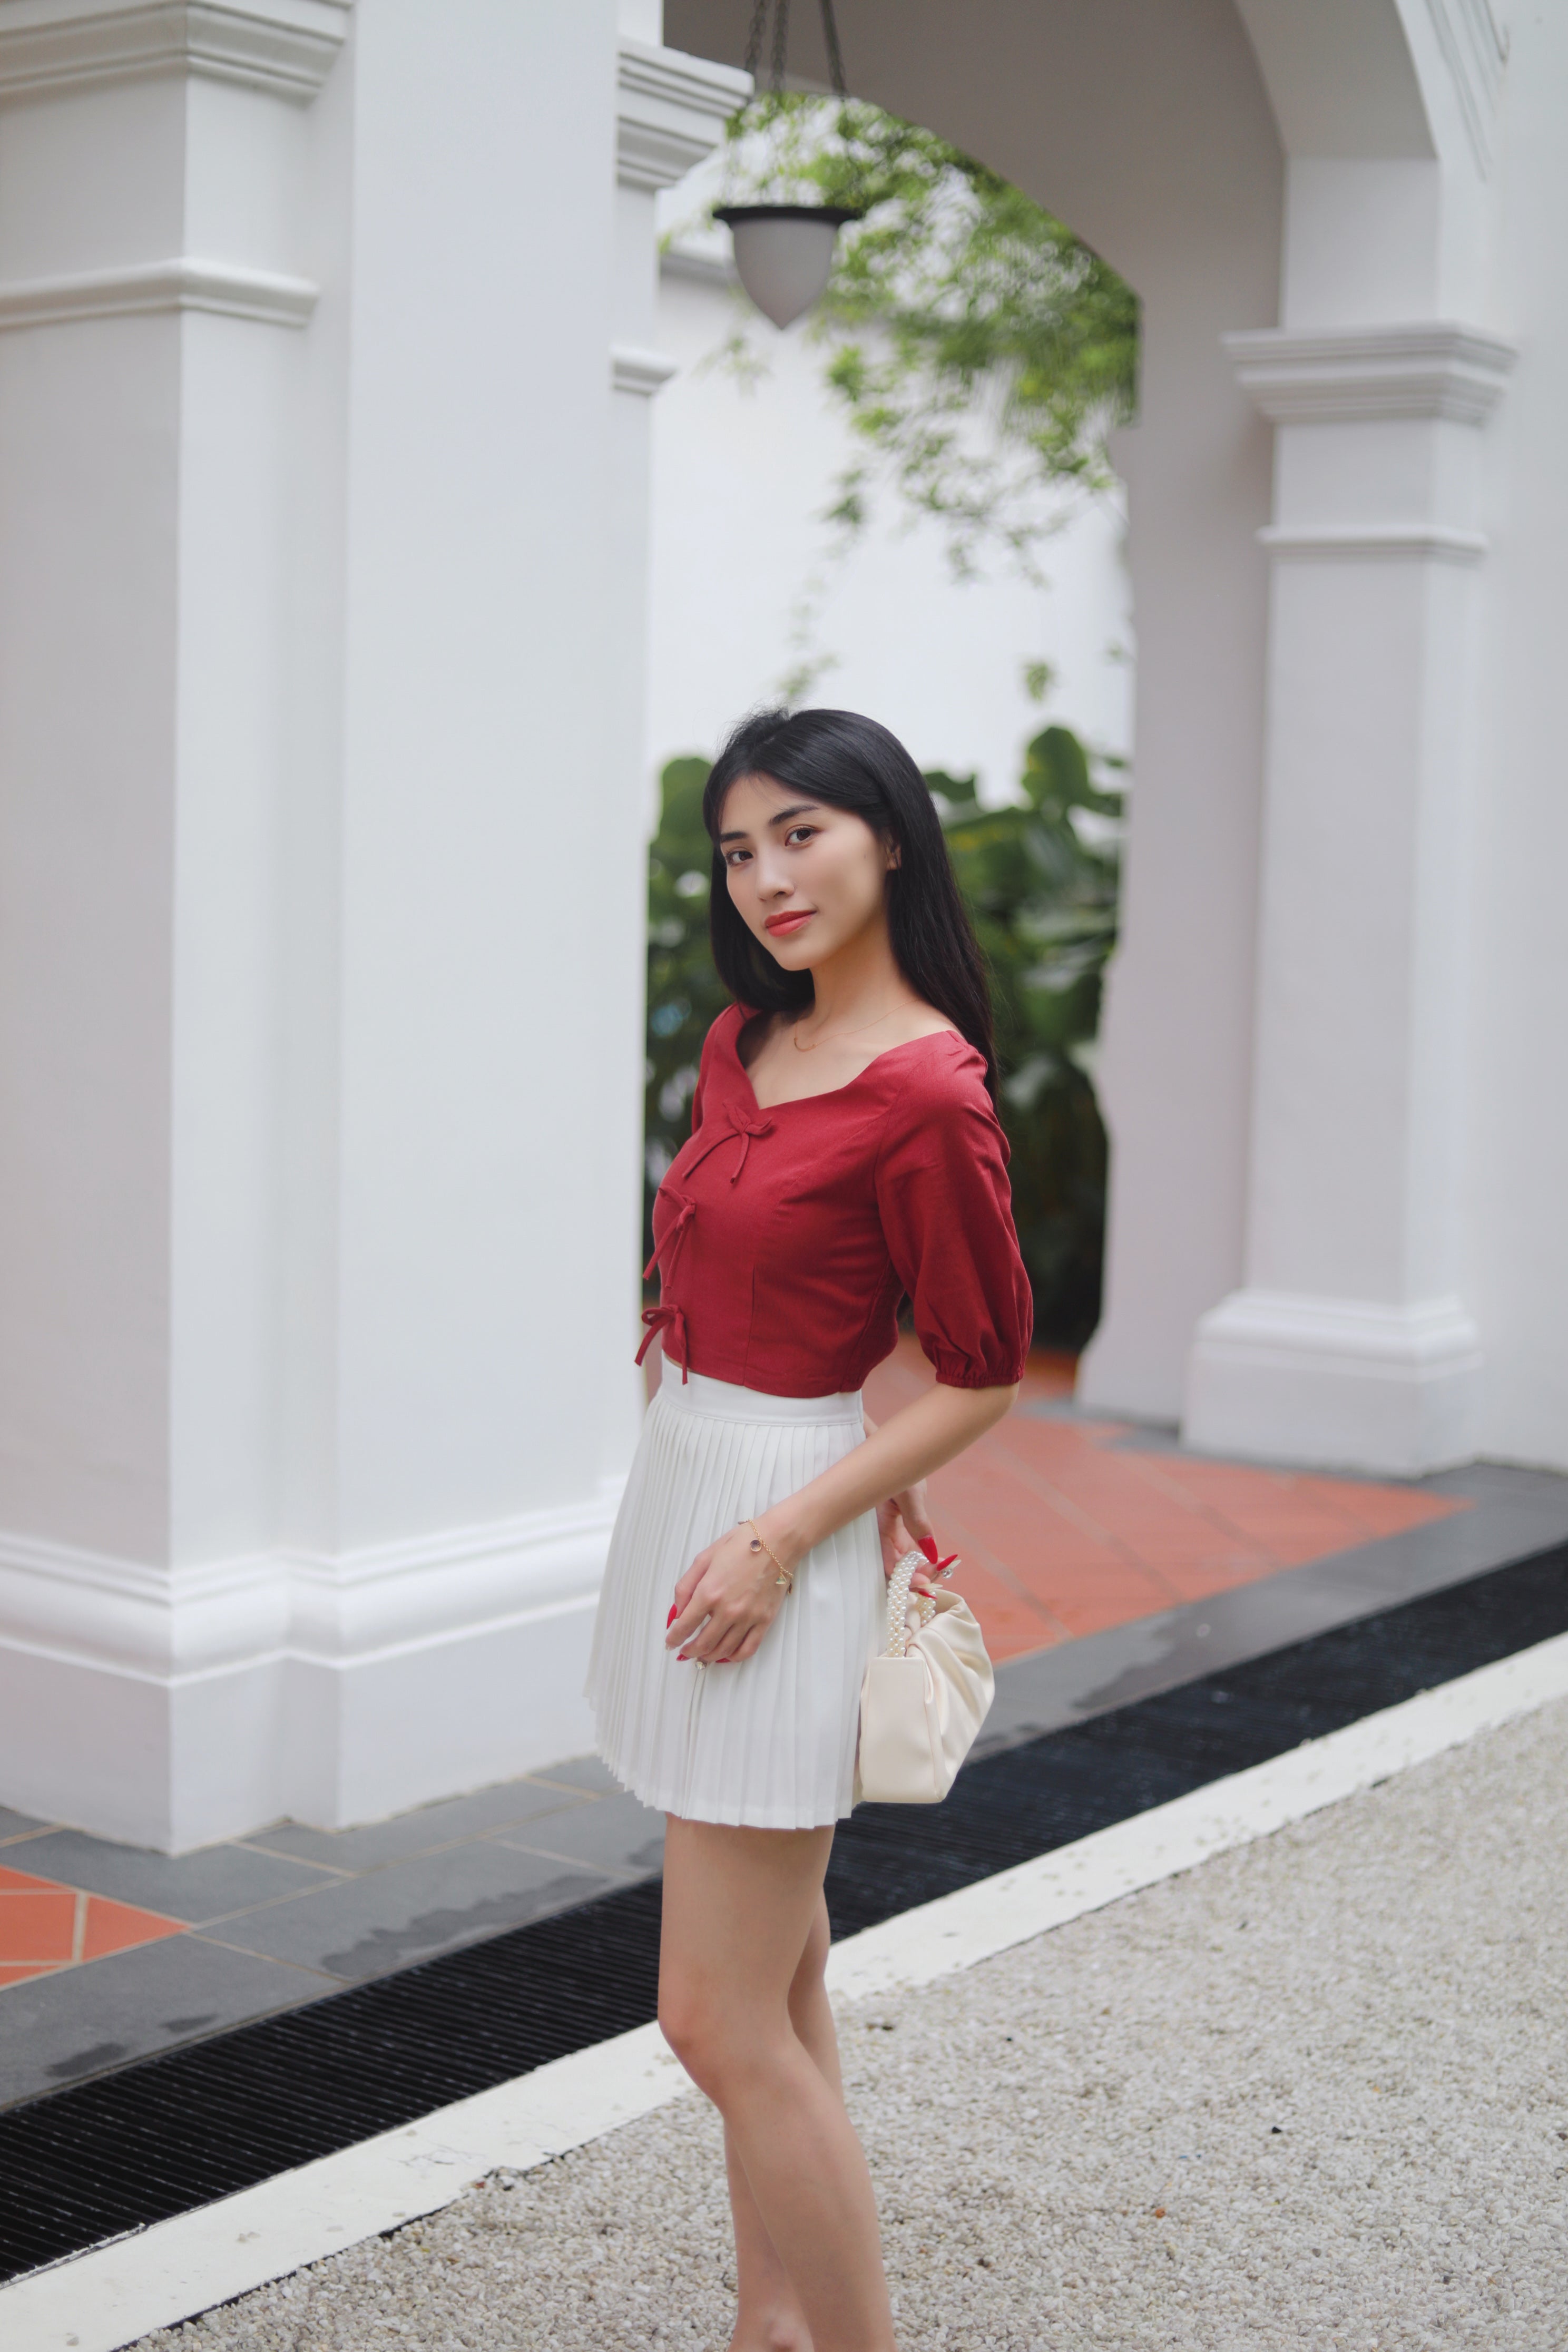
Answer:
[711, 94, 1138, 582]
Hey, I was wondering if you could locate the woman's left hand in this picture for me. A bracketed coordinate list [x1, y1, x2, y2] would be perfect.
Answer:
[665, 1522, 796, 1665]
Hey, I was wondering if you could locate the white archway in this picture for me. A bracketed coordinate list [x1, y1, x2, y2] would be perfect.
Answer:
[669, 0, 1522, 1475]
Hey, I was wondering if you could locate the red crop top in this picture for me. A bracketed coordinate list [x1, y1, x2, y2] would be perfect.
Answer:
[639, 1004, 1033, 1398]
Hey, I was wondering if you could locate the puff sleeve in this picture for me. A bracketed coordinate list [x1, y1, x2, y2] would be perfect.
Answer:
[873, 1042, 1033, 1388]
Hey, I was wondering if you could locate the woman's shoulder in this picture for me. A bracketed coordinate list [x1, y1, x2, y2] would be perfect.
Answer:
[699, 1001, 750, 1063]
[875, 1024, 990, 1110]
[867, 1029, 1001, 1165]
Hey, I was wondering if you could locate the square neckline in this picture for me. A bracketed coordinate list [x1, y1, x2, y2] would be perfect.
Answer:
[728, 1007, 965, 1113]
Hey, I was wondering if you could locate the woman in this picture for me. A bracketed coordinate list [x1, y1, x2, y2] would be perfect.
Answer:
[587, 707, 1031, 2352]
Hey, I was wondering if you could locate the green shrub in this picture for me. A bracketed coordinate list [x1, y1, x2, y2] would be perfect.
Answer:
[643, 726, 1120, 1350]
[933, 727, 1121, 1349]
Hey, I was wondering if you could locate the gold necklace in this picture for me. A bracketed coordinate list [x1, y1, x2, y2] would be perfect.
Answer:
[791, 1004, 901, 1054]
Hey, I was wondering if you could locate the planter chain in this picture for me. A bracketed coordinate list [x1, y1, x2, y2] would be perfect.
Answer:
[741, 0, 849, 97]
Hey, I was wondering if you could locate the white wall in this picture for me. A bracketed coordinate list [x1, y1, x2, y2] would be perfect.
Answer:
[645, 229, 1134, 801]
[1470, 0, 1568, 1467]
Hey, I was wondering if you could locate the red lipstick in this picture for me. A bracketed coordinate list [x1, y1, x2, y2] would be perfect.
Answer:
[765, 910, 813, 937]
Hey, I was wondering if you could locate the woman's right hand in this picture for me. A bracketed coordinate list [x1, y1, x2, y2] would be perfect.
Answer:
[876, 1486, 936, 1593]
[665, 1520, 798, 1665]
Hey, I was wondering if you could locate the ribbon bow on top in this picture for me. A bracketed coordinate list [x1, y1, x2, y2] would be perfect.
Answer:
[684, 1107, 776, 1186]
[637, 1109, 776, 1384]
[636, 1300, 690, 1378]
[643, 1111, 775, 1285]
[643, 1187, 697, 1286]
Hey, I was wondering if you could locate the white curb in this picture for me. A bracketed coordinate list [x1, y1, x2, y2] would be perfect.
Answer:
[6, 1626, 1567, 2352]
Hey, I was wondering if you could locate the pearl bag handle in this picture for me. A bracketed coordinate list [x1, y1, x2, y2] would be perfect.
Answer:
[884, 1550, 937, 1658]
[858, 1547, 994, 1802]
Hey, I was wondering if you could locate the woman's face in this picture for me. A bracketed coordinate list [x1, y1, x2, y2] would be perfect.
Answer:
[717, 772, 896, 972]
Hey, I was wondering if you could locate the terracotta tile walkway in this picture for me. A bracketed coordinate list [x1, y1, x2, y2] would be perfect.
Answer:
[864, 1337, 1465, 1662]
[0, 1862, 183, 1989]
[0, 1347, 1465, 2001]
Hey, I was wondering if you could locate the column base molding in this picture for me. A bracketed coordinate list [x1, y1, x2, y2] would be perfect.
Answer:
[1184, 1290, 1484, 1476]
[0, 1486, 622, 1851]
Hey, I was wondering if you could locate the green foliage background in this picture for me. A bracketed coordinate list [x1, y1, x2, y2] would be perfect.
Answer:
[643, 729, 1121, 1351]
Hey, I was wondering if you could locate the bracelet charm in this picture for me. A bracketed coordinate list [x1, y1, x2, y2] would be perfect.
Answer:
[744, 1518, 794, 1591]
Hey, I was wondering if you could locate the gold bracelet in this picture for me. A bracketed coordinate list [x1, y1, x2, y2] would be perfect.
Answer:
[744, 1518, 794, 1591]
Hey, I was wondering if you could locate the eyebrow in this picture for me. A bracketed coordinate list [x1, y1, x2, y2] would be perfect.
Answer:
[718, 800, 822, 844]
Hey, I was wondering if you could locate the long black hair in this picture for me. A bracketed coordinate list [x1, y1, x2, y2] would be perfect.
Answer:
[701, 707, 997, 1097]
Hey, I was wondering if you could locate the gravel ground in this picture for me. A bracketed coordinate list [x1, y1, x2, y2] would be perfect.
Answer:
[144, 1697, 1568, 2351]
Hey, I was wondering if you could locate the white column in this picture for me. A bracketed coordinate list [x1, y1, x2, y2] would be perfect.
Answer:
[0, 0, 346, 1845]
[595, 23, 748, 1488]
[1184, 322, 1513, 1473]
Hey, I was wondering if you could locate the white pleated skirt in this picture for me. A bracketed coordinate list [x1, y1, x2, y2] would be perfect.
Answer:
[585, 1354, 884, 1828]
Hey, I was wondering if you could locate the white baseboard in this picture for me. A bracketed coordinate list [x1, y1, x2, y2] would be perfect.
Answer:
[1183, 1288, 1484, 1473]
[0, 1485, 622, 1849]
[6, 1626, 1564, 2352]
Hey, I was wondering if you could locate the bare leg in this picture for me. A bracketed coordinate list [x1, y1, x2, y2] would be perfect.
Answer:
[660, 1819, 895, 2352]
[723, 1892, 840, 2349]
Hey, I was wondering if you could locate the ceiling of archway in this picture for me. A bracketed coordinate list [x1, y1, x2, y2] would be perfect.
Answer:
[664, 0, 1447, 271]
[664, 0, 1287, 296]
[1231, 0, 1434, 157]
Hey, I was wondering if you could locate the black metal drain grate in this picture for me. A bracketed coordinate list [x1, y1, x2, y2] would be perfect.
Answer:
[2, 1538, 1564, 2286]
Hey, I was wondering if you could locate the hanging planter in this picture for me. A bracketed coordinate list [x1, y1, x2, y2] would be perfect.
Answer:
[716, 0, 861, 329]
[712, 201, 860, 328]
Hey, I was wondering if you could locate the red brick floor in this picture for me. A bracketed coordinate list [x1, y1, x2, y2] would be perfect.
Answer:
[0, 1862, 184, 1987]
[864, 1337, 1466, 1664]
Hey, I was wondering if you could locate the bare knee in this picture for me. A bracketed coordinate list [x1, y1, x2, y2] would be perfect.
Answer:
[659, 1980, 726, 2091]
[657, 1986, 709, 2083]
[659, 1988, 778, 2101]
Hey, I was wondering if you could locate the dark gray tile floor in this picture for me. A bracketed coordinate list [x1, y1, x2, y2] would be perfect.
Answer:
[490, 1790, 669, 1878]
[0, 1760, 662, 2109]
[2, 1458, 1563, 2113]
[211, 1839, 625, 1981]
[0, 1935, 330, 2110]
[12, 1829, 333, 1928]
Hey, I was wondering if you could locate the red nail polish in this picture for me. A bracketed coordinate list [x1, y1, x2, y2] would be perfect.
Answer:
[918, 1535, 939, 1563]
[667, 1602, 679, 1626]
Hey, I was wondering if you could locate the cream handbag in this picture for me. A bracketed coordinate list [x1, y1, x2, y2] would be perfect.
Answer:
[855, 1550, 995, 1804]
